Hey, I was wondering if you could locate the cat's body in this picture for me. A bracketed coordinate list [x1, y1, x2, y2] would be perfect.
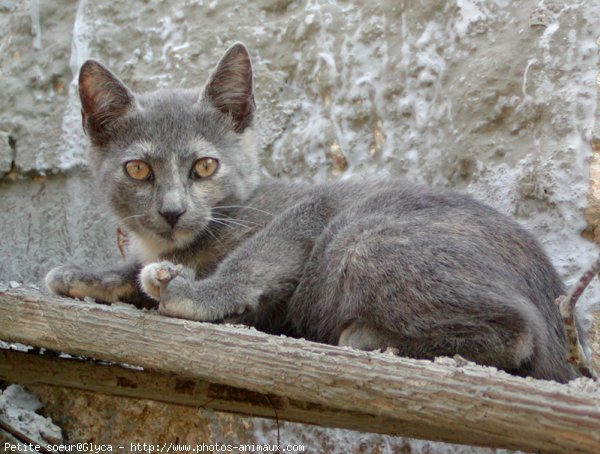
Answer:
[46, 43, 579, 383]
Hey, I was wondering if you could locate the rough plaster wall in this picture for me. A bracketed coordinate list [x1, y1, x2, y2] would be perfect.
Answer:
[1, 0, 599, 452]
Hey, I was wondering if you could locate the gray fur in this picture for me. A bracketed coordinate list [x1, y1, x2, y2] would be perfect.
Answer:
[46, 43, 579, 383]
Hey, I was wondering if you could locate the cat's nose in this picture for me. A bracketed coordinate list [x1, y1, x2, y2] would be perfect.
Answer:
[159, 208, 186, 228]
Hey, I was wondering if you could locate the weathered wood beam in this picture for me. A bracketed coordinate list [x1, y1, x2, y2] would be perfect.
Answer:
[1, 287, 599, 453]
[0, 348, 403, 434]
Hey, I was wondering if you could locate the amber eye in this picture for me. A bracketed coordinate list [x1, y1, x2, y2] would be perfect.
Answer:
[125, 160, 152, 181]
[192, 157, 219, 179]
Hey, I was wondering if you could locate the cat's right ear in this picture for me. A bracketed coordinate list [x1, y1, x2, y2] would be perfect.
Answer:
[78, 60, 134, 145]
[202, 43, 255, 134]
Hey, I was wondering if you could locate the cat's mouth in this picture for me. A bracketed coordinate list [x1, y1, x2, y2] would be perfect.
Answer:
[158, 227, 195, 242]
[135, 217, 204, 250]
[147, 227, 197, 251]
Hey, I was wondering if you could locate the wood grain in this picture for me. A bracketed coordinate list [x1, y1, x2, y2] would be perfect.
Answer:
[1, 287, 599, 453]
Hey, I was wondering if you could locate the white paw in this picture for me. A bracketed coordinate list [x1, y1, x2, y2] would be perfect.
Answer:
[139, 261, 183, 301]
[45, 265, 86, 298]
[45, 266, 68, 295]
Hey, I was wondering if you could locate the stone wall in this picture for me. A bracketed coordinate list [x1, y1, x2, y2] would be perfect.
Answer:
[1, 0, 599, 452]
[586, 46, 600, 243]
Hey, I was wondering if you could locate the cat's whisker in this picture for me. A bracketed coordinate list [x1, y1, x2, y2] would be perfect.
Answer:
[93, 212, 148, 228]
[212, 205, 274, 217]
[211, 214, 264, 228]
[211, 217, 262, 229]
[117, 214, 147, 224]
[203, 225, 226, 249]
[208, 218, 238, 230]
[209, 218, 259, 233]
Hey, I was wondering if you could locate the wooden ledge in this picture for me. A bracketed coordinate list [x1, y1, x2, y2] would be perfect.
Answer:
[1, 287, 599, 453]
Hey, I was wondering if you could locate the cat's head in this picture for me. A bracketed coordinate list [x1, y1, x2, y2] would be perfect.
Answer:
[78, 43, 259, 254]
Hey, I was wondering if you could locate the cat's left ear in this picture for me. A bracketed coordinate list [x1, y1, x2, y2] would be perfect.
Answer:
[202, 42, 255, 133]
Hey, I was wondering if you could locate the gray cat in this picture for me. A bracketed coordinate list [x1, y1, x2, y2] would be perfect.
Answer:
[46, 42, 579, 383]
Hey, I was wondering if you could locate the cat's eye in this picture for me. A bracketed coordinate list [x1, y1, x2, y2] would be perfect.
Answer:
[192, 157, 219, 179]
[125, 160, 152, 181]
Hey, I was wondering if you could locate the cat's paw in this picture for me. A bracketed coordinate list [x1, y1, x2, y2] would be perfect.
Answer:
[139, 261, 184, 301]
[156, 276, 207, 320]
[141, 262, 217, 321]
[45, 264, 134, 302]
[45, 265, 88, 299]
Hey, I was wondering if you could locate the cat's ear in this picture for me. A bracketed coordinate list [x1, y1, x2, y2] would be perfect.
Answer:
[202, 42, 255, 133]
[78, 60, 134, 145]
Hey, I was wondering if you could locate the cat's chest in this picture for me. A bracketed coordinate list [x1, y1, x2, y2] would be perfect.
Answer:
[128, 231, 230, 277]
[127, 233, 166, 265]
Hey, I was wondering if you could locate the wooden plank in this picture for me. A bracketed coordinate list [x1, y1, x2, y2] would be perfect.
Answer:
[1, 287, 600, 453]
[0, 348, 401, 434]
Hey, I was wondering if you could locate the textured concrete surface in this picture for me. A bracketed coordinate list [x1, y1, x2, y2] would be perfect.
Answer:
[591, 311, 600, 374]
[0, 0, 77, 174]
[0, 172, 117, 282]
[0, 385, 62, 448]
[585, 39, 600, 244]
[1, 0, 599, 452]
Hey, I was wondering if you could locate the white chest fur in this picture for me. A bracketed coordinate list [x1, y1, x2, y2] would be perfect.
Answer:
[128, 232, 167, 265]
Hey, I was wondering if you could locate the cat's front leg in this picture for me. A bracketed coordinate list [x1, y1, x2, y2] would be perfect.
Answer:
[142, 197, 331, 322]
[140, 261, 247, 321]
[45, 261, 155, 308]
